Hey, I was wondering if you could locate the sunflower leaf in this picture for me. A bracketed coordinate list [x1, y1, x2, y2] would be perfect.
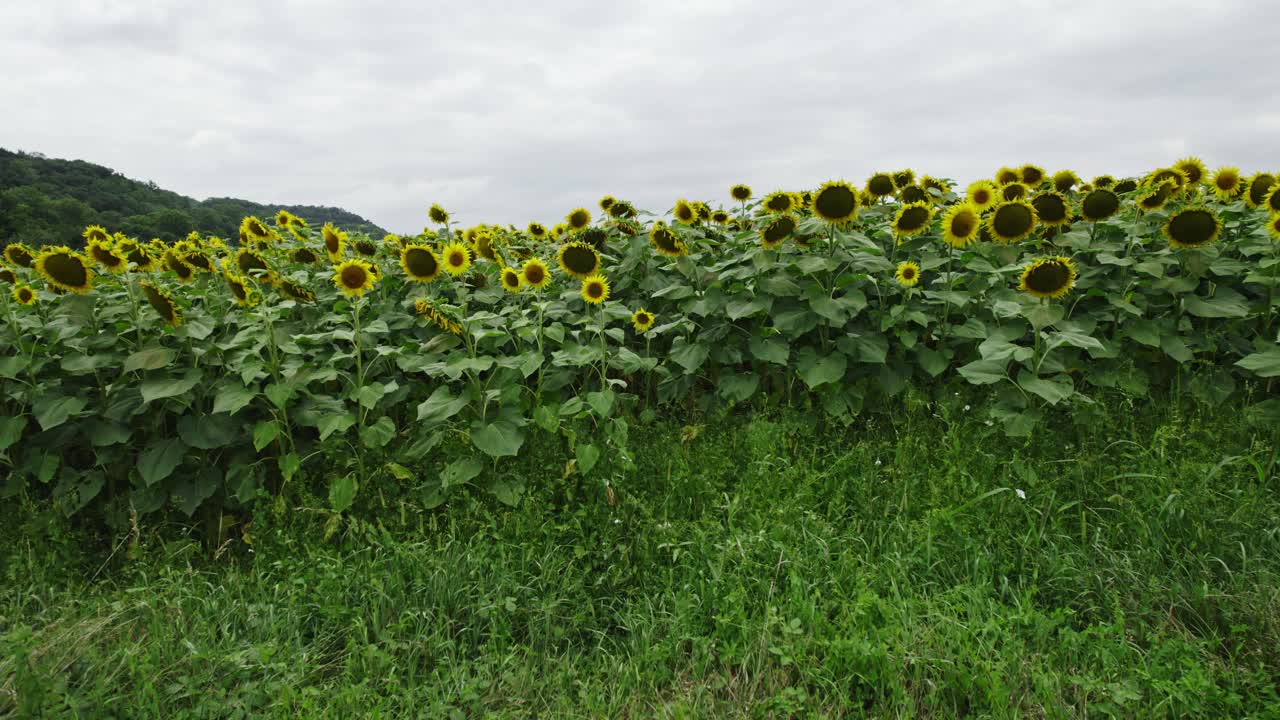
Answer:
[1236, 347, 1280, 378]
[441, 456, 485, 489]
[0, 416, 27, 452]
[471, 421, 525, 458]
[1017, 371, 1075, 405]
[140, 369, 203, 404]
[32, 395, 88, 431]
[796, 349, 847, 389]
[138, 439, 186, 487]
[123, 346, 175, 373]
[574, 443, 601, 475]
[416, 386, 469, 424]
[749, 336, 789, 365]
[360, 416, 396, 449]
[329, 473, 358, 513]
[212, 383, 257, 415]
[253, 420, 281, 452]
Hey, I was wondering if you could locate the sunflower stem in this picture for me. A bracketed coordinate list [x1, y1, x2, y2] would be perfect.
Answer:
[598, 304, 609, 390]
[941, 243, 956, 343]
[351, 299, 367, 480]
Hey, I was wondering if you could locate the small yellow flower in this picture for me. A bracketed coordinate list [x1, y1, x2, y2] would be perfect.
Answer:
[580, 274, 609, 305]
[631, 307, 655, 333]
[440, 242, 473, 276]
[894, 261, 921, 288]
[332, 259, 378, 298]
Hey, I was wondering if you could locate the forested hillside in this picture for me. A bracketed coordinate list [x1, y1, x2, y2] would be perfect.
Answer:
[0, 148, 386, 246]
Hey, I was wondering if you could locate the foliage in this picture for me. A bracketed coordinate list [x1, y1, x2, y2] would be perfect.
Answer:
[1, 163, 1280, 525]
[2, 400, 1279, 717]
[0, 148, 386, 246]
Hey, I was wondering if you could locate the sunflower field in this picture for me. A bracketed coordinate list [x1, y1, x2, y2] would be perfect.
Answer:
[2, 160, 1280, 525]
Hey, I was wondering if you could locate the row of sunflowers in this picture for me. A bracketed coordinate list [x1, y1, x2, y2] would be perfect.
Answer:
[2, 158, 1279, 523]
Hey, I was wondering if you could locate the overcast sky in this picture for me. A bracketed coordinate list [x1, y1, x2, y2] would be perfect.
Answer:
[4, 0, 1279, 233]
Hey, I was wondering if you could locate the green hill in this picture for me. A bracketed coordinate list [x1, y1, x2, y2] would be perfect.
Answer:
[0, 148, 387, 247]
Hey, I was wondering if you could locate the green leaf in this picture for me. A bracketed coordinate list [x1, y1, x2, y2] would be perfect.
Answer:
[1161, 334, 1193, 363]
[0, 356, 29, 378]
[1048, 331, 1105, 352]
[575, 443, 601, 475]
[278, 453, 301, 483]
[360, 416, 396, 449]
[0, 416, 27, 452]
[586, 389, 615, 418]
[172, 467, 219, 516]
[416, 386, 469, 424]
[533, 404, 559, 433]
[749, 336, 789, 365]
[441, 456, 485, 489]
[253, 420, 281, 451]
[1017, 370, 1075, 405]
[317, 413, 356, 441]
[471, 421, 525, 458]
[1023, 302, 1064, 330]
[841, 334, 889, 364]
[212, 383, 257, 415]
[140, 369, 203, 404]
[726, 297, 770, 320]
[1183, 290, 1249, 319]
[385, 462, 413, 481]
[915, 347, 949, 377]
[488, 477, 525, 507]
[122, 346, 175, 373]
[265, 383, 295, 409]
[138, 439, 186, 487]
[1236, 347, 1280, 378]
[958, 357, 1009, 385]
[177, 415, 238, 450]
[329, 473, 358, 513]
[351, 383, 388, 409]
[718, 374, 759, 402]
[32, 395, 87, 431]
[796, 350, 847, 389]
[86, 419, 130, 447]
[669, 341, 710, 373]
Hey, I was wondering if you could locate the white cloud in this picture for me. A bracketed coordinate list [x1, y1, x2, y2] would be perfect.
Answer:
[2, 0, 1278, 233]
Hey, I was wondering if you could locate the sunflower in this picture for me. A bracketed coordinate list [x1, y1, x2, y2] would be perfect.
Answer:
[920, 175, 952, 198]
[224, 273, 258, 308]
[549, 224, 566, 242]
[161, 250, 195, 283]
[278, 278, 315, 303]
[240, 216, 272, 244]
[400, 244, 442, 282]
[898, 185, 928, 204]
[1209, 166, 1244, 200]
[891, 169, 915, 189]
[3, 243, 34, 268]
[1246, 173, 1276, 208]
[1051, 170, 1079, 193]
[1266, 185, 1280, 215]
[762, 191, 799, 214]
[566, 207, 592, 231]
[0, 266, 14, 284]
[891, 202, 934, 237]
[428, 203, 449, 225]
[82, 225, 111, 245]
[580, 274, 609, 305]
[11, 284, 36, 305]
[1019, 256, 1077, 299]
[1266, 214, 1280, 241]
[760, 215, 797, 249]
[607, 200, 636, 219]
[234, 248, 272, 280]
[1001, 182, 1029, 202]
[866, 173, 896, 198]
[1079, 189, 1121, 222]
[649, 223, 688, 257]
[521, 257, 551, 289]
[121, 242, 155, 272]
[1136, 184, 1173, 212]
[631, 307, 655, 333]
[941, 204, 982, 248]
[332, 259, 378, 297]
[598, 195, 616, 212]
[1092, 175, 1116, 189]
[1171, 157, 1206, 186]
[694, 201, 712, 221]
[183, 251, 213, 273]
[711, 209, 731, 225]
[86, 239, 127, 274]
[558, 241, 601, 279]
[730, 184, 753, 201]
[525, 222, 547, 239]
[290, 247, 321, 264]
[34, 246, 93, 293]
[500, 267, 522, 293]
[1164, 206, 1222, 249]
[986, 201, 1038, 243]
[673, 199, 698, 225]
[274, 209, 296, 227]
[322, 222, 347, 261]
[966, 180, 998, 210]
[1031, 192, 1072, 227]
[1112, 178, 1139, 194]
[992, 167, 1018, 186]
[1019, 165, 1047, 187]
[894, 261, 921, 287]
[354, 239, 379, 257]
[413, 298, 463, 335]
[440, 241, 472, 275]
[810, 180, 859, 226]
[139, 281, 182, 327]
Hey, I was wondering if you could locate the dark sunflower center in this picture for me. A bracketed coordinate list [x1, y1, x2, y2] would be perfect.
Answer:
[654, 228, 680, 252]
[902, 268, 916, 280]
[1248, 175, 1275, 205]
[1032, 195, 1067, 222]
[992, 204, 1033, 238]
[899, 186, 926, 204]
[249, 220, 267, 237]
[766, 195, 792, 212]
[974, 189, 992, 205]
[1216, 173, 1238, 190]
[524, 265, 545, 284]
[238, 253, 268, 274]
[448, 251, 466, 267]
[530, 224, 545, 236]
[868, 176, 895, 196]
[1022, 168, 1043, 185]
[8, 247, 33, 267]
[897, 207, 931, 232]
[732, 186, 751, 200]
[1081, 190, 1120, 221]
[504, 271, 519, 288]
[1026, 262, 1070, 294]
[563, 246, 598, 274]
[19, 287, 33, 302]
[638, 312, 651, 325]
[570, 210, 590, 228]
[1168, 210, 1217, 247]
[143, 286, 175, 320]
[46, 253, 88, 286]
[814, 186, 857, 220]
[1139, 188, 1169, 209]
[93, 246, 122, 267]
[229, 279, 247, 300]
[325, 232, 340, 253]
[1268, 191, 1280, 213]
[997, 170, 1019, 185]
[1002, 184, 1027, 201]
[676, 204, 694, 221]
[341, 265, 368, 289]
[293, 248, 318, 263]
[586, 282, 604, 299]
[893, 172, 913, 187]
[1112, 179, 1138, 194]
[405, 248, 438, 277]
[763, 216, 797, 243]
[1054, 176, 1076, 193]
[950, 210, 978, 237]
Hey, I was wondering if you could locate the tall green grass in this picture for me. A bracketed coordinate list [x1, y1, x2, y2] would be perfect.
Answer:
[3, 394, 1279, 718]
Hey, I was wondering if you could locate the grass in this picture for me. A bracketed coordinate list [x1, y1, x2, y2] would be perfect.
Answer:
[3, 390, 1280, 718]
